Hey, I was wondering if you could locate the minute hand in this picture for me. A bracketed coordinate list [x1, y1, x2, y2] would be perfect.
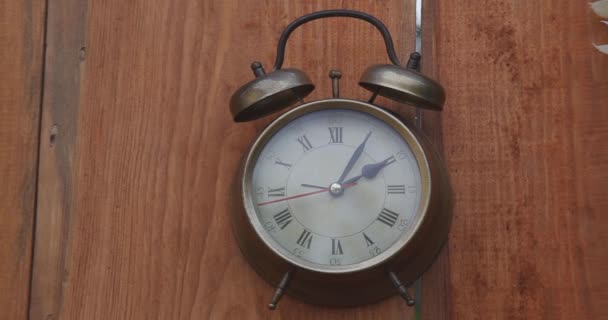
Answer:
[343, 156, 395, 184]
[337, 131, 372, 183]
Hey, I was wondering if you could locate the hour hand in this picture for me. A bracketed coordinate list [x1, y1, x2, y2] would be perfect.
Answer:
[362, 156, 395, 178]
[343, 156, 396, 184]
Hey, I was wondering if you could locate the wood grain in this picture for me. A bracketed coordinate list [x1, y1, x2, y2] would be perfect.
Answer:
[31, 1, 446, 319]
[436, 0, 608, 319]
[29, 0, 90, 318]
[28, 0, 608, 319]
[418, 1, 452, 319]
[0, 1, 46, 319]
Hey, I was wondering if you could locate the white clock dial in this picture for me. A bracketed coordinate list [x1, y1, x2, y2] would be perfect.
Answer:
[250, 108, 422, 270]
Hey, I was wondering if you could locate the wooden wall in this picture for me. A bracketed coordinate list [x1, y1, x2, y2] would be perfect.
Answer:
[437, 1, 608, 318]
[1, 0, 607, 319]
[0, 1, 46, 319]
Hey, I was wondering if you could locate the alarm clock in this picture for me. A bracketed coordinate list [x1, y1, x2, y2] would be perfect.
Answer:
[229, 9, 452, 309]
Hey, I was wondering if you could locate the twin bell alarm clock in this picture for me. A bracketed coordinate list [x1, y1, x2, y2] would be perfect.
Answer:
[228, 9, 451, 309]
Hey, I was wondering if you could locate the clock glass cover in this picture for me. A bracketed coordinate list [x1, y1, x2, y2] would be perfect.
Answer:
[250, 107, 424, 272]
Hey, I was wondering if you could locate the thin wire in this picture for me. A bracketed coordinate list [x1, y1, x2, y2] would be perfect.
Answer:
[414, 0, 424, 130]
[414, 0, 423, 320]
[413, 1, 424, 318]
[414, 277, 423, 320]
[415, 0, 423, 53]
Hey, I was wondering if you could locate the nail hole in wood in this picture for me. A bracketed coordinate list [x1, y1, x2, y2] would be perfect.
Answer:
[50, 125, 58, 146]
[79, 47, 86, 61]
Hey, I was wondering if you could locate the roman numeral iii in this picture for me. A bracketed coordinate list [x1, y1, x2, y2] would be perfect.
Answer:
[273, 208, 292, 230]
[387, 185, 406, 194]
[328, 127, 343, 144]
[297, 135, 313, 151]
[331, 238, 344, 255]
[296, 229, 313, 249]
[267, 187, 285, 197]
[377, 208, 399, 227]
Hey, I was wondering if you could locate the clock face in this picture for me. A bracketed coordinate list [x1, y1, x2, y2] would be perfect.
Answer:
[247, 105, 424, 272]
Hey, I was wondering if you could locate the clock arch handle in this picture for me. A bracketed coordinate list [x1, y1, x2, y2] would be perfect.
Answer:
[272, 9, 403, 70]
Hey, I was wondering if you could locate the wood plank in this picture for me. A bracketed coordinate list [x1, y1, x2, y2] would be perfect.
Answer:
[419, 1, 452, 318]
[31, 0, 448, 319]
[0, 1, 46, 319]
[436, 0, 608, 319]
[29, 0, 91, 318]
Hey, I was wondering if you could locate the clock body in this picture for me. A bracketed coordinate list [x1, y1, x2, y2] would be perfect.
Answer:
[230, 98, 451, 306]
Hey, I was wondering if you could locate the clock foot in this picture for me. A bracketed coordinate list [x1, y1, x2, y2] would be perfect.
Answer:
[368, 90, 379, 104]
[268, 270, 294, 310]
[389, 271, 415, 306]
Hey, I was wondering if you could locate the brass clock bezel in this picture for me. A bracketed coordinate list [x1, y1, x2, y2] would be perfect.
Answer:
[241, 99, 431, 273]
[231, 98, 451, 306]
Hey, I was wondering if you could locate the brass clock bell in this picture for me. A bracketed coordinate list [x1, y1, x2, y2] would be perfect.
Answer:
[229, 9, 451, 309]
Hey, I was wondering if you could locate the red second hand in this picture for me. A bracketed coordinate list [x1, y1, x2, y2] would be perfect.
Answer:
[257, 182, 358, 206]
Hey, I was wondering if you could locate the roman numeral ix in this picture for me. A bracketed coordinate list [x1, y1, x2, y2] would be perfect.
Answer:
[275, 159, 292, 169]
[267, 187, 285, 197]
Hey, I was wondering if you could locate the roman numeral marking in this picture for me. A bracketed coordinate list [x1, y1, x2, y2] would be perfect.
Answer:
[331, 238, 344, 255]
[297, 135, 313, 152]
[328, 127, 343, 144]
[296, 229, 313, 249]
[363, 233, 375, 247]
[377, 208, 399, 227]
[273, 208, 292, 230]
[275, 159, 292, 169]
[387, 184, 406, 194]
[267, 187, 285, 197]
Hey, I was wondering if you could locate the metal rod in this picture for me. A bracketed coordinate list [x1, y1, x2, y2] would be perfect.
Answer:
[268, 270, 294, 310]
[389, 271, 416, 306]
[251, 61, 266, 78]
[368, 91, 379, 104]
[414, 277, 423, 320]
[414, 0, 424, 130]
[415, 0, 423, 53]
[329, 70, 342, 98]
